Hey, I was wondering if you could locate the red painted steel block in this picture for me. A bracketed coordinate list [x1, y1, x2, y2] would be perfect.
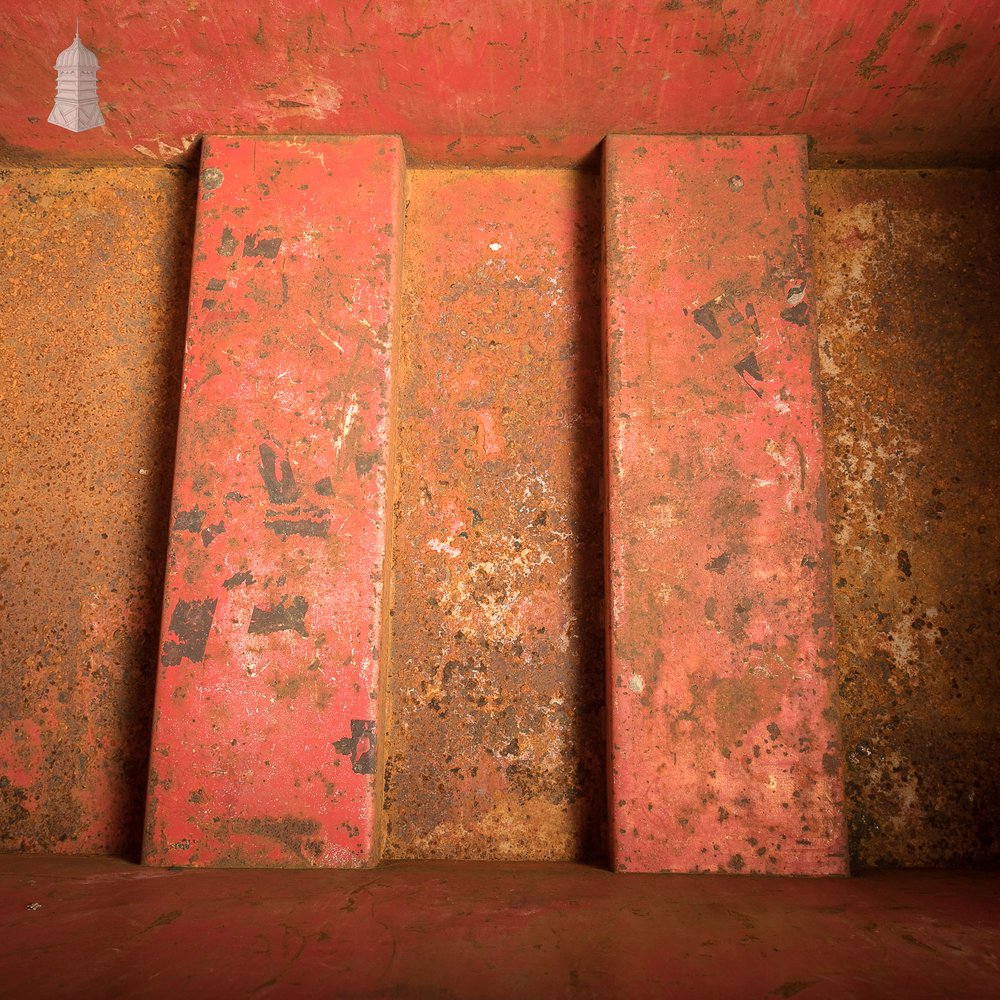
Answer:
[143, 136, 403, 867]
[604, 135, 848, 875]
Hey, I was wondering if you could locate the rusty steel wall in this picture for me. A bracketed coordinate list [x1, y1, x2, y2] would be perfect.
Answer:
[812, 169, 1000, 868]
[383, 169, 606, 861]
[0, 166, 195, 855]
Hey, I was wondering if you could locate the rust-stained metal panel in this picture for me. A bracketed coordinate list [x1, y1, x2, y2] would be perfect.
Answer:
[0, 2, 997, 169]
[0, 166, 194, 856]
[142, 136, 403, 868]
[383, 169, 606, 861]
[605, 135, 848, 874]
[812, 169, 1000, 868]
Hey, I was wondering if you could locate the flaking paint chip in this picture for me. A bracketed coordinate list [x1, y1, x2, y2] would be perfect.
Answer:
[489, 242, 502, 251]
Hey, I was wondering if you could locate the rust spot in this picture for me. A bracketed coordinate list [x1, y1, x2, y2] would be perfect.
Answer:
[930, 42, 967, 66]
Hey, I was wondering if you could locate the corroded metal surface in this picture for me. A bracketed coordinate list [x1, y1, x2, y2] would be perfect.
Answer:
[1, 3, 998, 168]
[605, 136, 847, 874]
[0, 166, 194, 855]
[143, 136, 403, 867]
[812, 169, 1000, 868]
[383, 169, 606, 861]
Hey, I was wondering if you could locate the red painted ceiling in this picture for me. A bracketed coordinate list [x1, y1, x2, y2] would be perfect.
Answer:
[1, 1, 997, 167]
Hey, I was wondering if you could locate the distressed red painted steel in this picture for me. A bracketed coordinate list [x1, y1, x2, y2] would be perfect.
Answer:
[0, 2, 996, 169]
[143, 135, 403, 867]
[4, 857, 1000, 999]
[604, 135, 848, 875]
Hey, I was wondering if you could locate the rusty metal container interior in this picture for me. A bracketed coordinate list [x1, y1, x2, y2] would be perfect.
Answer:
[1, 1, 998, 995]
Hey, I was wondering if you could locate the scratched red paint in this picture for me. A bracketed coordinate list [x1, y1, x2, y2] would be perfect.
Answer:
[604, 135, 848, 875]
[143, 136, 403, 867]
[0, 2, 995, 168]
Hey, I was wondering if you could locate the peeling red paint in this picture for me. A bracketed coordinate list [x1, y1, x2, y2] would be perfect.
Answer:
[605, 135, 848, 874]
[142, 136, 403, 867]
[0, 2, 996, 168]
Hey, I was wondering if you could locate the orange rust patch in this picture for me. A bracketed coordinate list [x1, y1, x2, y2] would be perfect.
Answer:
[0, 166, 195, 856]
[812, 169, 1000, 867]
[382, 169, 606, 861]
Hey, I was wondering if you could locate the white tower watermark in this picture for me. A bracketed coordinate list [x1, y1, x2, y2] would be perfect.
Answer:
[49, 21, 106, 133]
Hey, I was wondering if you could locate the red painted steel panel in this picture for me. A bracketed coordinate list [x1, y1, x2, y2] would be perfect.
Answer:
[143, 135, 403, 867]
[4, 859, 1000, 1000]
[0, 2, 996, 168]
[605, 135, 848, 875]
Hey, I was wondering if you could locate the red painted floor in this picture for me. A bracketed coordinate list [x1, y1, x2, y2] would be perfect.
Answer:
[1, 856, 997, 999]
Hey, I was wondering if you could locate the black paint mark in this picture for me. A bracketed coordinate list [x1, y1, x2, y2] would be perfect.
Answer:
[173, 507, 206, 533]
[745, 302, 762, 341]
[201, 522, 225, 547]
[734, 352, 765, 398]
[218, 226, 237, 257]
[162, 598, 218, 666]
[243, 234, 282, 258]
[258, 443, 300, 504]
[248, 596, 309, 637]
[201, 298, 216, 310]
[354, 450, 379, 478]
[780, 300, 809, 326]
[225, 491, 248, 502]
[705, 552, 731, 574]
[897, 550, 912, 578]
[207, 278, 225, 292]
[693, 301, 723, 340]
[314, 477, 334, 496]
[223, 570, 255, 590]
[266, 519, 330, 538]
[334, 720, 377, 775]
